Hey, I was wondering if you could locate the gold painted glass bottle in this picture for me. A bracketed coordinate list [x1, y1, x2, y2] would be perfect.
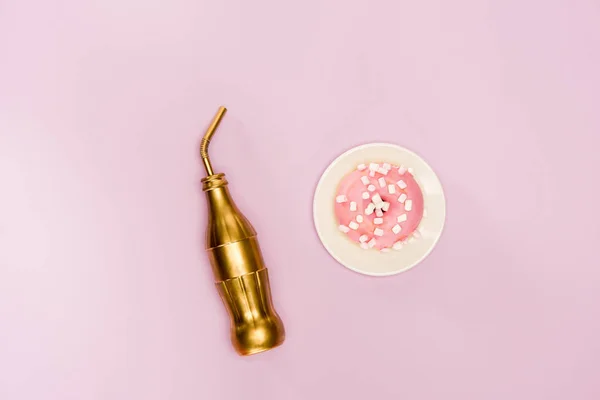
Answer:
[199, 107, 285, 355]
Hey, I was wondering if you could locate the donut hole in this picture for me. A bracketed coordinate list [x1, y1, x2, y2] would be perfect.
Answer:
[379, 195, 395, 213]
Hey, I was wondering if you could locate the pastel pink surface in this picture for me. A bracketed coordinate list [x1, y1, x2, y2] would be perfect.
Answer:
[1, 1, 600, 400]
[335, 165, 423, 249]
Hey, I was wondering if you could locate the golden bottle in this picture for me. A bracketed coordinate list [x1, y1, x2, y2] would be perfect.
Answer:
[200, 106, 285, 355]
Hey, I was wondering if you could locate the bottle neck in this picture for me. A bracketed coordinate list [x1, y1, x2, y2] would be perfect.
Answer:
[202, 173, 256, 248]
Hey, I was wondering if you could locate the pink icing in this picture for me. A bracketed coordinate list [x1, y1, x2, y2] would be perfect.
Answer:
[335, 163, 424, 250]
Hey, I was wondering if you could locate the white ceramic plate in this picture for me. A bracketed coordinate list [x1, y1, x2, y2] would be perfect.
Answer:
[313, 143, 446, 276]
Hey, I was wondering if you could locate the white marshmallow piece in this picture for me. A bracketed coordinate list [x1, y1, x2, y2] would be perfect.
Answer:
[371, 193, 383, 205]
[336, 195, 348, 203]
[339, 225, 350, 233]
[360, 242, 369, 249]
[407, 236, 415, 243]
[397, 180, 407, 189]
[405, 199, 413, 211]
[423, 209, 428, 217]
[398, 193, 407, 203]
[360, 175, 370, 185]
[382, 202, 390, 211]
[367, 238, 377, 248]
[375, 208, 383, 217]
[392, 224, 402, 234]
[369, 170, 375, 177]
[412, 230, 421, 238]
[378, 177, 386, 187]
[397, 214, 407, 223]
[398, 165, 407, 175]
[408, 168, 414, 174]
[362, 191, 370, 199]
[356, 214, 364, 223]
[374, 228, 384, 237]
[349, 221, 359, 230]
[359, 234, 369, 243]
[349, 201, 357, 211]
[377, 167, 388, 175]
[382, 163, 391, 170]
[369, 163, 379, 172]
[367, 184, 376, 192]
[393, 241, 404, 250]
[357, 163, 367, 171]
[365, 203, 375, 215]
[380, 248, 391, 253]
[388, 184, 396, 194]
[374, 217, 383, 225]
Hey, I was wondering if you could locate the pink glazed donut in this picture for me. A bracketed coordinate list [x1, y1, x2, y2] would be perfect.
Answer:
[335, 163, 424, 251]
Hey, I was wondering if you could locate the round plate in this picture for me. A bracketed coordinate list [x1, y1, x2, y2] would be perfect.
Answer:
[313, 143, 446, 276]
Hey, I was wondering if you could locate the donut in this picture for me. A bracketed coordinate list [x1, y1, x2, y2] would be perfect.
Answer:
[335, 162, 424, 251]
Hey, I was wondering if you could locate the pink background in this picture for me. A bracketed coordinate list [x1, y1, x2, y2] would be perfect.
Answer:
[1, 1, 600, 399]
